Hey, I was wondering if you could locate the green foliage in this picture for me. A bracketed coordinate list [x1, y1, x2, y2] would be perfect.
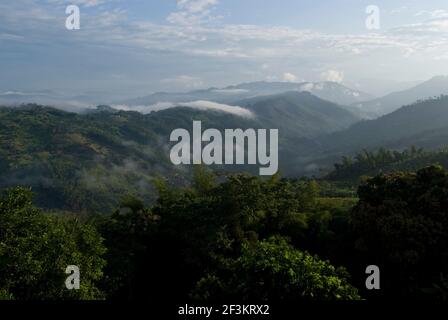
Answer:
[5, 156, 448, 301]
[94, 195, 158, 300]
[90, 170, 360, 301]
[0, 105, 185, 212]
[192, 165, 216, 195]
[0, 187, 106, 300]
[351, 165, 448, 298]
[328, 147, 427, 182]
[0, 101, 359, 212]
[191, 236, 360, 301]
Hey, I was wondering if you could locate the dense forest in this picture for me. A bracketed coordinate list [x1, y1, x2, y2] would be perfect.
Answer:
[1, 165, 448, 301]
[326, 147, 448, 182]
[2, 99, 448, 302]
[0, 102, 340, 212]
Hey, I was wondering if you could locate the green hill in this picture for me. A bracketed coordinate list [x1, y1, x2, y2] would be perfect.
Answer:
[320, 95, 448, 155]
[0, 92, 359, 212]
[326, 147, 448, 182]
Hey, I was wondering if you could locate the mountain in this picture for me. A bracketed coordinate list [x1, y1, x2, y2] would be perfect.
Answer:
[0, 104, 266, 212]
[3, 93, 448, 211]
[238, 91, 359, 138]
[0, 92, 359, 211]
[0, 90, 114, 111]
[345, 78, 422, 97]
[353, 76, 448, 117]
[320, 95, 448, 155]
[293, 82, 373, 106]
[236, 91, 361, 175]
[120, 81, 372, 107]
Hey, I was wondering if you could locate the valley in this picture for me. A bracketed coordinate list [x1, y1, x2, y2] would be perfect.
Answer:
[2, 78, 448, 213]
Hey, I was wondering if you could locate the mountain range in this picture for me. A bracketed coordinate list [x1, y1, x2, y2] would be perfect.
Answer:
[2, 76, 448, 212]
[0, 91, 359, 211]
[302, 95, 448, 172]
[119, 81, 372, 108]
[4, 76, 448, 120]
[115, 76, 448, 120]
[352, 76, 448, 117]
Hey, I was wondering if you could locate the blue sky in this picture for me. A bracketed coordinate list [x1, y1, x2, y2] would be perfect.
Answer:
[1, 0, 448, 101]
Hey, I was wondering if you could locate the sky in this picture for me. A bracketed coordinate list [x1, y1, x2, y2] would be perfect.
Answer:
[1, 0, 448, 101]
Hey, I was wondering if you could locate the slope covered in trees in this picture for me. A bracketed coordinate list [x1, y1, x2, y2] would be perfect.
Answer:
[320, 95, 448, 154]
[0, 98, 358, 212]
[327, 147, 448, 182]
[2, 166, 448, 301]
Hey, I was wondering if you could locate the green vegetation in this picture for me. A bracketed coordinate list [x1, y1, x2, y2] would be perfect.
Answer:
[2, 100, 448, 302]
[2, 164, 448, 301]
[0, 105, 257, 212]
[0, 98, 360, 212]
[192, 236, 360, 301]
[351, 165, 448, 298]
[1, 169, 362, 301]
[328, 146, 448, 182]
[0, 187, 106, 299]
[3, 96, 448, 213]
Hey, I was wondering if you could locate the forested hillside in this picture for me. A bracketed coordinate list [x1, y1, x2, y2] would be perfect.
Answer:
[2, 166, 448, 301]
[326, 147, 448, 182]
[0, 95, 358, 212]
[320, 95, 448, 153]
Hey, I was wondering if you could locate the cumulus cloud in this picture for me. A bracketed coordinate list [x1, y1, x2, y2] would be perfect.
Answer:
[299, 83, 315, 92]
[111, 100, 254, 117]
[282, 72, 298, 82]
[320, 70, 344, 83]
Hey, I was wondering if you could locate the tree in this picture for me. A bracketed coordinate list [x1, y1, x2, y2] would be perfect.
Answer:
[351, 165, 448, 298]
[95, 195, 158, 300]
[0, 187, 106, 300]
[191, 237, 360, 301]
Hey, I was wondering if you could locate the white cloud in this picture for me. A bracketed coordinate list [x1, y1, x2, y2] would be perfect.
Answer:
[168, 0, 219, 26]
[320, 70, 344, 83]
[111, 100, 254, 117]
[3, 0, 448, 94]
[415, 9, 448, 19]
[282, 72, 298, 82]
[299, 83, 315, 92]
[177, 0, 218, 13]
[8, 1, 448, 64]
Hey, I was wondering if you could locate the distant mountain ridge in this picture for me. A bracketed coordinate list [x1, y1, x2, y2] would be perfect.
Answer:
[353, 76, 448, 117]
[319, 95, 448, 155]
[120, 81, 372, 107]
[239, 91, 359, 138]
